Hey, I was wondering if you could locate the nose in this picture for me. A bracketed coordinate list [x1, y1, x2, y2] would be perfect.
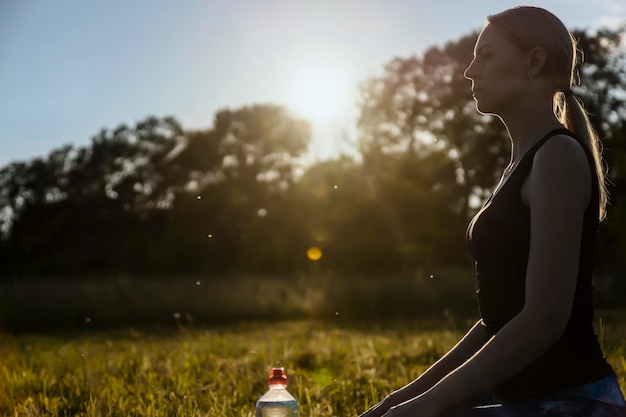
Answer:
[464, 58, 477, 81]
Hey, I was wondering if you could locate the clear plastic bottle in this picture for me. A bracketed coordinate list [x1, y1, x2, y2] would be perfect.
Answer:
[255, 367, 299, 417]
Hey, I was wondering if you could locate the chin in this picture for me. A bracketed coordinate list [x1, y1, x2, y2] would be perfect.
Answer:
[473, 99, 501, 117]
[474, 102, 494, 116]
[477, 108, 498, 116]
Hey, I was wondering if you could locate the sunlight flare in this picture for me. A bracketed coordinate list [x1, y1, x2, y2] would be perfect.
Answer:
[286, 64, 353, 124]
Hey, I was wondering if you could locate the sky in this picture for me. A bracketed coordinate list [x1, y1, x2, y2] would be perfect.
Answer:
[1, 0, 625, 168]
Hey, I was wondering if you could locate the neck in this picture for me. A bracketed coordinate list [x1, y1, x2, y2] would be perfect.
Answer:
[499, 102, 562, 164]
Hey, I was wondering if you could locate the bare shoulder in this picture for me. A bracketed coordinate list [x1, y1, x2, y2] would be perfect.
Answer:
[528, 134, 591, 209]
[533, 134, 589, 172]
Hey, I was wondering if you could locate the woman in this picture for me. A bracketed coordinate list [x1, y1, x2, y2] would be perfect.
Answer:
[359, 6, 626, 417]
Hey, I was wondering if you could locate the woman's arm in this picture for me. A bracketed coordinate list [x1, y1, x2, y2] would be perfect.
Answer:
[359, 319, 490, 417]
[396, 135, 592, 415]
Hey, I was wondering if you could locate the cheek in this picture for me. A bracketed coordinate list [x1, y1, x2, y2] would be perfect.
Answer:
[491, 58, 527, 87]
[474, 64, 527, 113]
[480, 63, 527, 104]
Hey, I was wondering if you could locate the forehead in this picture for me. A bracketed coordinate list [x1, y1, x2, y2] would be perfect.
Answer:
[474, 24, 509, 52]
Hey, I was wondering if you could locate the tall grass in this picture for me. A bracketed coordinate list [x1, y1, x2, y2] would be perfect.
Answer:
[0, 318, 624, 417]
[0, 320, 456, 416]
[0, 272, 623, 415]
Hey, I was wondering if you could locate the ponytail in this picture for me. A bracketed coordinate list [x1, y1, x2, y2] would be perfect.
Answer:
[555, 92, 609, 220]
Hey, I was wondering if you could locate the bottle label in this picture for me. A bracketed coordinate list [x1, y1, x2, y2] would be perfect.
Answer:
[255, 400, 299, 417]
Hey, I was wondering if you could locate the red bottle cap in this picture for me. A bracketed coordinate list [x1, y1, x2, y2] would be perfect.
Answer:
[268, 367, 288, 386]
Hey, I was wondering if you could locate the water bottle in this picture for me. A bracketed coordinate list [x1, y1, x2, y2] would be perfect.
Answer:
[255, 367, 299, 417]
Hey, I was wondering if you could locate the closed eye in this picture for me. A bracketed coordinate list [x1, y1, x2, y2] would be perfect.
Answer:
[478, 51, 493, 61]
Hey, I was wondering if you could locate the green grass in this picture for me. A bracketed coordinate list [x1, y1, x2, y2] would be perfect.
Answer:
[0, 273, 624, 416]
[1, 316, 624, 417]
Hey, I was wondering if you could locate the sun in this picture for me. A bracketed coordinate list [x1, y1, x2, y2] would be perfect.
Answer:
[285, 64, 354, 124]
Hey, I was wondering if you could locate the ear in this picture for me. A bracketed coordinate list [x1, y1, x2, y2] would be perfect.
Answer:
[527, 46, 547, 78]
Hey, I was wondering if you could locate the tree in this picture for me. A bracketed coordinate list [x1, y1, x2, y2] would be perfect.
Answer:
[0, 106, 312, 277]
[165, 104, 311, 274]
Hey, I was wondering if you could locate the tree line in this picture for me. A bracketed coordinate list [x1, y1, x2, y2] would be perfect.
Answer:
[1, 27, 625, 280]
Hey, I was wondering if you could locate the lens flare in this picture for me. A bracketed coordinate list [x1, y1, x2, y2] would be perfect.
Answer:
[306, 246, 323, 261]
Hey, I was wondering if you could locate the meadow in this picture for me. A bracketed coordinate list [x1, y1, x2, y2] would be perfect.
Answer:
[0, 273, 624, 416]
[1, 315, 625, 416]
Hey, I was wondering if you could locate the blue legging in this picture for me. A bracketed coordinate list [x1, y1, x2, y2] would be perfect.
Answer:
[442, 374, 626, 417]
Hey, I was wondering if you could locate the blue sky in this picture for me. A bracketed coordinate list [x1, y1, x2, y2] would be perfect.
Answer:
[1, 0, 624, 167]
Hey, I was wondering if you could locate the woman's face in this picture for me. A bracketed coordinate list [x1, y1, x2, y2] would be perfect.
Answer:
[464, 24, 530, 116]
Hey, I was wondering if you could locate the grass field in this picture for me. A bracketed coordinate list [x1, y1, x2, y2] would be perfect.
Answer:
[1, 314, 625, 417]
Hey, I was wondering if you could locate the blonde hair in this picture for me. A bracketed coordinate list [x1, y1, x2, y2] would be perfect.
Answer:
[487, 6, 609, 220]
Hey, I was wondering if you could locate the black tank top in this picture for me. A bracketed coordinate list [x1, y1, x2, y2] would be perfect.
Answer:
[466, 128, 613, 401]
